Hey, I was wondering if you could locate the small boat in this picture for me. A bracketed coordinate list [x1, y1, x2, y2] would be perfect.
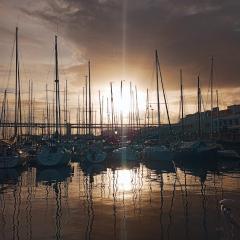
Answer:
[36, 142, 71, 167]
[142, 145, 173, 162]
[0, 140, 28, 168]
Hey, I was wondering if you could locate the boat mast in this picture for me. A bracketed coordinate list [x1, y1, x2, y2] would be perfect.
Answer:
[31, 81, 33, 136]
[54, 35, 60, 137]
[156, 50, 172, 132]
[102, 96, 104, 134]
[65, 80, 68, 123]
[107, 97, 110, 133]
[147, 88, 150, 128]
[197, 76, 201, 139]
[210, 56, 214, 139]
[28, 80, 31, 136]
[17, 55, 22, 139]
[120, 80, 123, 136]
[0, 90, 7, 139]
[46, 84, 50, 137]
[85, 76, 88, 135]
[130, 82, 133, 133]
[82, 86, 85, 135]
[14, 27, 18, 138]
[99, 90, 103, 134]
[155, 50, 161, 127]
[216, 90, 219, 138]
[110, 82, 114, 133]
[135, 85, 140, 131]
[64, 79, 68, 135]
[77, 95, 80, 135]
[180, 69, 184, 137]
[88, 61, 92, 135]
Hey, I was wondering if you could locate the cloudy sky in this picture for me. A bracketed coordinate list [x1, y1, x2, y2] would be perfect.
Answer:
[0, 0, 240, 122]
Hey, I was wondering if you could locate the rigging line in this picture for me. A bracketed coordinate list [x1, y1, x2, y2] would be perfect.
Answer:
[18, 47, 31, 88]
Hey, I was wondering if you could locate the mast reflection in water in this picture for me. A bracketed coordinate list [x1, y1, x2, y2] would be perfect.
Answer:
[0, 161, 240, 240]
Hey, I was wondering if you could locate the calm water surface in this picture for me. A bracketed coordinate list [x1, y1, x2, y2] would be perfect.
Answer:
[0, 160, 240, 240]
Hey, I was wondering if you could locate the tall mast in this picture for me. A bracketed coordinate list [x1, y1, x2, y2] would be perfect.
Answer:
[120, 80, 123, 136]
[156, 50, 172, 132]
[77, 95, 80, 135]
[155, 50, 161, 127]
[28, 80, 31, 136]
[107, 97, 110, 133]
[216, 90, 219, 137]
[197, 76, 201, 139]
[135, 85, 140, 130]
[210, 56, 214, 139]
[147, 88, 150, 128]
[46, 84, 49, 136]
[110, 82, 114, 133]
[99, 90, 102, 134]
[0, 90, 7, 139]
[17, 56, 22, 138]
[88, 61, 92, 135]
[132, 83, 135, 130]
[31, 81, 33, 136]
[54, 35, 60, 137]
[102, 96, 104, 133]
[180, 69, 184, 136]
[82, 87, 85, 135]
[130, 82, 133, 132]
[64, 79, 68, 135]
[85, 76, 88, 135]
[14, 27, 18, 138]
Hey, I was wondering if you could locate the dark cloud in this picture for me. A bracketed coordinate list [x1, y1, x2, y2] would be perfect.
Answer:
[0, 0, 240, 120]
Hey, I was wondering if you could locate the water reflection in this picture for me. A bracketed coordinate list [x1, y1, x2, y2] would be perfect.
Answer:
[0, 160, 240, 240]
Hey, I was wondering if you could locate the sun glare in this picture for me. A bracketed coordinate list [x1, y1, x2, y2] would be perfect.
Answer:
[117, 169, 132, 192]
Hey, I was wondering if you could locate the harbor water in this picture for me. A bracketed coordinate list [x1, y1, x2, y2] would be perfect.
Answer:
[0, 160, 240, 240]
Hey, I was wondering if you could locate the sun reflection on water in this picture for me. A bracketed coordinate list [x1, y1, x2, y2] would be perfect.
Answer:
[116, 169, 133, 192]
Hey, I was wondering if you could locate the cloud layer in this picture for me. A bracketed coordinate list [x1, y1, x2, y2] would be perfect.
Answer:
[0, 0, 240, 121]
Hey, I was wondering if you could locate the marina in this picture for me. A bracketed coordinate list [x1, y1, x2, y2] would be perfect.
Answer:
[1, 1, 240, 239]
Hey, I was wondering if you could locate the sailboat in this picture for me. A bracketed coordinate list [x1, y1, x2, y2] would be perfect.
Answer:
[142, 50, 173, 162]
[0, 27, 28, 168]
[174, 76, 219, 162]
[36, 36, 71, 167]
